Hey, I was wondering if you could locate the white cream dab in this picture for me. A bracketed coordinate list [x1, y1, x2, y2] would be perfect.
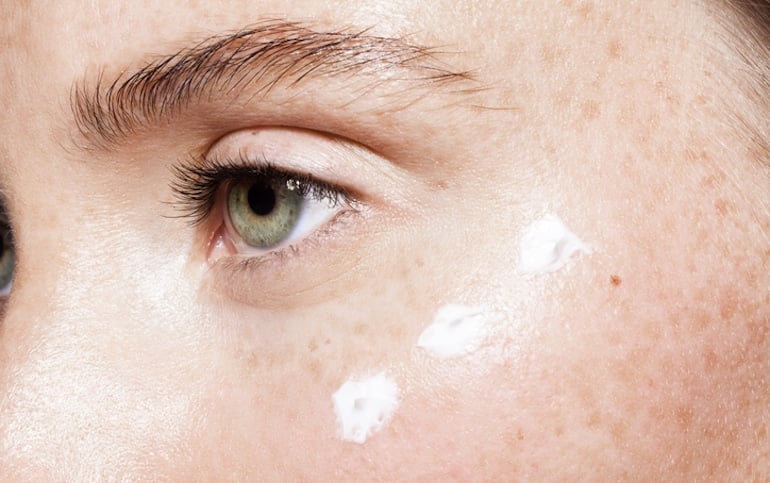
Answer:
[417, 304, 489, 359]
[518, 214, 591, 274]
[332, 372, 399, 444]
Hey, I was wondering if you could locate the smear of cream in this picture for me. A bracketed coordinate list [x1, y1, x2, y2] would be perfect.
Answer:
[518, 214, 591, 274]
[332, 372, 399, 444]
[417, 304, 489, 359]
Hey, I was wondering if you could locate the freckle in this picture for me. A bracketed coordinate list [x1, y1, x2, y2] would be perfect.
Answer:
[610, 275, 622, 286]
[610, 421, 627, 444]
[587, 411, 602, 428]
[436, 180, 449, 190]
[354, 323, 368, 336]
[718, 290, 739, 320]
[607, 39, 622, 59]
[714, 198, 733, 217]
[581, 100, 601, 121]
[540, 45, 565, 67]
[387, 325, 406, 340]
[675, 405, 694, 431]
[308, 338, 318, 352]
[704, 349, 719, 371]
[324, 338, 331, 346]
[577, 1, 594, 18]
[305, 359, 322, 379]
[700, 172, 725, 189]
[694, 309, 712, 331]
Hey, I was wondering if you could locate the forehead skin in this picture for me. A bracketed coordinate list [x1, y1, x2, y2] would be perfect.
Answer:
[1, 0, 770, 480]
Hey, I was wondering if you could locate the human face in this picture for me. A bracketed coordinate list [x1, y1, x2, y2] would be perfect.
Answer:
[1, 0, 769, 479]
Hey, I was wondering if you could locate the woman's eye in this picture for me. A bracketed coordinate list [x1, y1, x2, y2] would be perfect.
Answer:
[226, 174, 339, 250]
[0, 223, 15, 297]
[171, 156, 353, 262]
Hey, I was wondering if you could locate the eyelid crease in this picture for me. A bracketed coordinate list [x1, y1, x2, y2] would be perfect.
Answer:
[71, 19, 475, 150]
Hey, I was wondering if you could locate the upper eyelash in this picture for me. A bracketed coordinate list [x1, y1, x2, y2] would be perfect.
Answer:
[0, 198, 14, 245]
[169, 153, 351, 226]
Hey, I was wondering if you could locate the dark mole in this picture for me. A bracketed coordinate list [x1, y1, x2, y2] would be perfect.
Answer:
[610, 275, 622, 286]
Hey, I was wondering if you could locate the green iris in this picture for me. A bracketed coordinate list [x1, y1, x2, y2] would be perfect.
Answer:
[0, 226, 14, 291]
[228, 177, 302, 248]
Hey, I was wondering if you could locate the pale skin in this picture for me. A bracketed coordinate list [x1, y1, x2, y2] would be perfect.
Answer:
[1, 0, 769, 480]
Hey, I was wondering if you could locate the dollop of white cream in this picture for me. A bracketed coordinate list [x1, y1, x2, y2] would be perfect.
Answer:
[417, 304, 488, 359]
[332, 372, 399, 444]
[518, 214, 591, 274]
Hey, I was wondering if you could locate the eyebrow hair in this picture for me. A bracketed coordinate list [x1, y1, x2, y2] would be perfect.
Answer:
[71, 20, 474, 149]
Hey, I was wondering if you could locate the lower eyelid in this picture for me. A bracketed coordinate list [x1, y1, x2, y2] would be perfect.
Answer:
[202, 207, 366, 308]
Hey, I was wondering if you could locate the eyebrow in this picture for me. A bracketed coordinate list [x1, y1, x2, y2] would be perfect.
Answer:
[71, 20, 475, 149]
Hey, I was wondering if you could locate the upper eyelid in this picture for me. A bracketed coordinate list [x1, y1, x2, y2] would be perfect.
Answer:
[70, 19, 476, 151]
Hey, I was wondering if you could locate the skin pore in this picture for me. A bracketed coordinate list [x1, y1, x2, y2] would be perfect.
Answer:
[1, 0, 769, 480]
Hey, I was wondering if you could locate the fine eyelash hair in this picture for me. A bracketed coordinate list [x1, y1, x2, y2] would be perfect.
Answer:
[169, 155, 350, 226]
[71, 19, 475, 148]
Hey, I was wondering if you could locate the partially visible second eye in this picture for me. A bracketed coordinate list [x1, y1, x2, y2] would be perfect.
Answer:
[0, 220, 15, 297]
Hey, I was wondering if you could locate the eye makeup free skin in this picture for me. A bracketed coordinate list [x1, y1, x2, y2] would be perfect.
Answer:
[518, 214, 591, 274]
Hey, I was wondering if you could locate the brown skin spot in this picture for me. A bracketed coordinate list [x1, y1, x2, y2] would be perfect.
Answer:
[387, 324, 406, 340]
[703, 349, 719, 372]
[610, 275, 622, 286]
[587, 411, 602, 428]
[700, 172, 726, 189]
[304, 358, 323, 380]
[714, 198, 734, 217]
[576, 1, 594, 19]
[308, 338, 318, 352]
[675, 405, 694, 431]
[610, 421, 627, 445]
[540, 44, 566, 67]
[607, 39, 622, 60]
[692, 309, 712, 331]
[718, 289, 740, 320]
[581, 100, 601, 121]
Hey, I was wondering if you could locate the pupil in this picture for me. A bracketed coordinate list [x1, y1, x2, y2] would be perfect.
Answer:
[247, 182, 277, 216]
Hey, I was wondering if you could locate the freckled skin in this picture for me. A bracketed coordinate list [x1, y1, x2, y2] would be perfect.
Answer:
[1, 0, 769, 480]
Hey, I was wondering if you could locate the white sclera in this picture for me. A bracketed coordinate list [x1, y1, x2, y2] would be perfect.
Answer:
[417, 304, 488, 359]
[518, 214, 591, 274]
[332, 372, 399, 444]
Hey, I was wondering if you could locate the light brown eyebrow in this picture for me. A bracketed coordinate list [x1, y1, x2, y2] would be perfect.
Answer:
[71, 19, 475, 149]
